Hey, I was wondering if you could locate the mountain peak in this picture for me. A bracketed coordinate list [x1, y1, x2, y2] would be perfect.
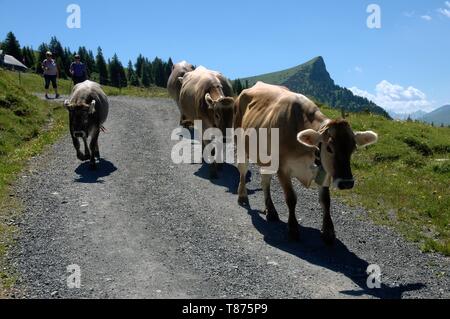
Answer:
[240, 56, 390, 118]
[307, 56, 325, 66]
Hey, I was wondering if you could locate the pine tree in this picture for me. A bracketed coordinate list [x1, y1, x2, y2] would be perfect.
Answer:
[109, 54, 127, 88]
[233, 79, 243, 95]
[96, 47, 109, 85]
[127, 60, 135, 83]
[87, 50, 96, 73]
[1, 31, 22, 61]
[141, 64, 151, 87]
[21, 46, 35, 69]
[135, 54, 145, 79]
[48, 37, 68, 78]
[164, 58, 174, 86]
[152, 57, 165, 87]
[36, 43, 49, 74]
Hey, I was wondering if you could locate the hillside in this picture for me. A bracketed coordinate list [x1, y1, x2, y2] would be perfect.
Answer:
[0, 69, 68, 293]
[419, 105, 450, 126]
[241, 57, 391, 118]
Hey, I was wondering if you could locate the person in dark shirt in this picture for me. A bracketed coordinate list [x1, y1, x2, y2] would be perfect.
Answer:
[70, 55, 88, 85]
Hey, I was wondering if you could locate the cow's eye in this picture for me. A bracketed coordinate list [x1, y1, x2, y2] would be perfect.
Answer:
[327, 145, 334, 154]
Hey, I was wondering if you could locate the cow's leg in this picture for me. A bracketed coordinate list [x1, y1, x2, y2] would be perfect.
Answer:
[261, 174, 279, 222]
[278, 172, 299, 241]
[319, 187, 335, 245]
[72, 135, 84, 161]
[237, 162, 249, 206]
[203, 139, 218, 180]
[94, 140, 101, 159]
[89, 128, 100, 170]
[82, 137, 91, 162]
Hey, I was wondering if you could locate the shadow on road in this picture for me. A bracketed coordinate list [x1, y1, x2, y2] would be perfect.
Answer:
[194, 163, 260, 195]
[75, 159, 118, 184]
[245, 207, 425, 299]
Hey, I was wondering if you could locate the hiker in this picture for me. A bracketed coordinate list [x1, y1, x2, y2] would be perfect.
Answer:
[70, 54, 88, 85]
[41, 51, 60, 99]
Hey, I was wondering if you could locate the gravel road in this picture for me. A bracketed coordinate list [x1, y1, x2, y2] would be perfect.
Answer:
[9, 96, 450, 299]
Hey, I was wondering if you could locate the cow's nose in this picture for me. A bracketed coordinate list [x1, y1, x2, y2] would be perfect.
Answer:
[337, 179, 355, 190]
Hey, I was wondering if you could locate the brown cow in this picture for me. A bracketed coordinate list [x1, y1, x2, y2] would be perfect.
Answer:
[234, 82, 378, 243]
[167, 61, 195, 127]
[64, 80, 109, 170]
[178, 66, 235, 178]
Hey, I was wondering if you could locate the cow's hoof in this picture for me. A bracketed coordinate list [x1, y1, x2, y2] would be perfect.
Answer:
[238, 196, 250, 207]
[94, 151, 101, 159]
[265, 209, 280, 222]
[89, 162, 97, 171]
[77, 153, 85, 161]
[321, 230, 336, 246]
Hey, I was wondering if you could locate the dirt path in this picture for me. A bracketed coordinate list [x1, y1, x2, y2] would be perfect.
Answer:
[10, 96, 450, 299]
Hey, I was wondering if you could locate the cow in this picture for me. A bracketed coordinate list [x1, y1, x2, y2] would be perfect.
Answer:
[178, 66, 235, 178]
[167, 61, 195, 127]
[64, 80, 109, 170]
[234, 82, 378, 243]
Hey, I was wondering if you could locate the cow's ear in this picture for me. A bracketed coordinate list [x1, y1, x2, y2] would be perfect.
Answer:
[205, 93, 215, 109]
[64, 100, 71, 110]
[220, 97, 235, 106]
[355, 131, 378, 147]
[89, 100, 96, 114]
[297, 129, 321, 149]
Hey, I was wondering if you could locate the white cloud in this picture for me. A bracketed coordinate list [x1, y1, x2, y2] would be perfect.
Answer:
[421, 15, 432, 21]
[354, 66, 363, 73]
[349, 80, 434, 114]
[403, 11, 415, 18]
[438, 1, 450, 17]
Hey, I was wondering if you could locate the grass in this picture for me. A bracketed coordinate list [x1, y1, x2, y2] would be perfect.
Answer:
[0, 69, 68, 296]
[7, 70, 169, 98]
[319, 104, 450, 256]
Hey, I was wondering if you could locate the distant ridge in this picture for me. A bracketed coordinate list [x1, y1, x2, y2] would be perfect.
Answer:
[419, 105, 450, 126]
[241, 57, 390, 118]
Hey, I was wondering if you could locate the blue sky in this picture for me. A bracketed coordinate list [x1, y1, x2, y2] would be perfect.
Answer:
[1, 0, 449, 113]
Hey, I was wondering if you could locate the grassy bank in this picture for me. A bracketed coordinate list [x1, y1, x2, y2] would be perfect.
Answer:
[320, 105, 450, 255]
[0, 69, 69, 296]
[5, 70, 169, 98]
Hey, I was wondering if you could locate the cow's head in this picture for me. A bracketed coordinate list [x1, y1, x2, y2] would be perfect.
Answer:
[205, 93, 234, 137]
[64, 99, 96, 138]
[297, 119, 378, 190]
